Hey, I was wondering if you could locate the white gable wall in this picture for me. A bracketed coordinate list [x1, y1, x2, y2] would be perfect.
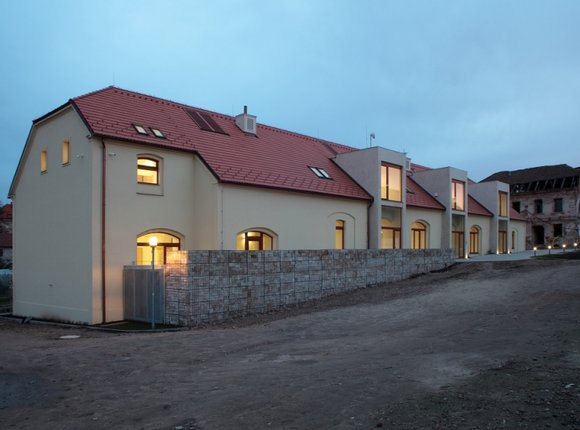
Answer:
[11, 108, 96, 323]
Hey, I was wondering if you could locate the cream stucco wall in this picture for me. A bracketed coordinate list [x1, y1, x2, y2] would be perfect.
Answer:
[99, 140, 203, 321]
[510, 220, 527, 252]
[11, 108, 96, 323]
[406, 207, 444, 249]
[220, 184, 368, 250]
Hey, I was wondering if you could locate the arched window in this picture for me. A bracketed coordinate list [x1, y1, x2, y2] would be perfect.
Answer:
[335, 220, 345, 249]
[469, 226, 480, 254]
[136, 232, 180, 265]
[411, 222, 427, 249]
[236, 230, 274, 251]
[137, 157, 159, 185]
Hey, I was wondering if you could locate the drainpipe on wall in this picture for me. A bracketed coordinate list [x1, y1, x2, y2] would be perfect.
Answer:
[367, 199, 373, 249]
[101, 138, 107, 323]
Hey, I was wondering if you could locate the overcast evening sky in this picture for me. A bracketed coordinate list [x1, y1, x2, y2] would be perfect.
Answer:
[1, 0, 580, 202]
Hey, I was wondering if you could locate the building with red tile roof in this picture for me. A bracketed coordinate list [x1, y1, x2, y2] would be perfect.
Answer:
[9, 86, 526, 324]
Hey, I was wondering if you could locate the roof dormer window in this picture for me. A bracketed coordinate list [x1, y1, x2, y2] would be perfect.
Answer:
[150, 128, 165, 138]
[134, 124, 148, 135]
[310, 166, 332, 179]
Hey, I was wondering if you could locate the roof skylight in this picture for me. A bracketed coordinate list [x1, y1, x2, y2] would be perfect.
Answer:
[150, 128, 165, 138]
[310, 166, 332, 179]
[134, 124, 148, 135]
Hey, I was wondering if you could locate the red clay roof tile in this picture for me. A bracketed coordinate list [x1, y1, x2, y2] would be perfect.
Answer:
[71, 87, 371, 201]
[468, 195, 493, 217]
[406, 177, 445, 210]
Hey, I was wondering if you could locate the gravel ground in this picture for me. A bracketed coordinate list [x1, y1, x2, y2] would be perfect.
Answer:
[1, 258, 579, 429]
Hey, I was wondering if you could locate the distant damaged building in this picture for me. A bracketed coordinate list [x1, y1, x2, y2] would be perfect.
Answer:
[482, 165, 580, 248]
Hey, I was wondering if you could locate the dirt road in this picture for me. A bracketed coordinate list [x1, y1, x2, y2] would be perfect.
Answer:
[1, 259, 579, 429]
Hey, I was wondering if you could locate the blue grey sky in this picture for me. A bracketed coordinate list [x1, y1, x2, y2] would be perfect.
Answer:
[2, 0, 580, 201]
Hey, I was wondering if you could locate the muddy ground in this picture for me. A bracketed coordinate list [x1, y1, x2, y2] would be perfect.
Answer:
[1, 259, 579, 429]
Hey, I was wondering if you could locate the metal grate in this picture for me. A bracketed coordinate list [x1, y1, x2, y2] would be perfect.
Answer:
[123, 266, 165, 323]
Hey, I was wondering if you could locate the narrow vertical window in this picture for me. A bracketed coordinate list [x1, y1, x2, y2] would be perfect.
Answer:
[534, 199, 543, 214]
[554, 198, 563, 213]
[381, 164, 402, 201]
[411, 222, 427, 249]
[62, 140, 70, 165]
[452, 180, 465, 211]
[499, 191, 508, 217]
[137, 157, 159, 185]
[335, 220, 345, 249]
[41, 149, 47, 173]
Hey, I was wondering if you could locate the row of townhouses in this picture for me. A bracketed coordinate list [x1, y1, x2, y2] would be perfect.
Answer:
[9, 87, 526, 324]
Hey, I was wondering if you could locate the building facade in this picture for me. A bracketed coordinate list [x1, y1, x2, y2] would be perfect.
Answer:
[10, 87, 524, 324]
[483, 165, 580, 248]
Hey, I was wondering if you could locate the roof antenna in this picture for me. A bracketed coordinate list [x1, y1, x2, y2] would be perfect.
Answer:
[369, 132, 375, 147]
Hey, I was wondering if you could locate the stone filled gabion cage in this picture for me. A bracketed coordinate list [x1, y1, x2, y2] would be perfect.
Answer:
[164, 248, 455, 326]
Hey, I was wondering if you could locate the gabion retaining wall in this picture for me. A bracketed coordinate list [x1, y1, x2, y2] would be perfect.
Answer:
[164, 249, 455, 326]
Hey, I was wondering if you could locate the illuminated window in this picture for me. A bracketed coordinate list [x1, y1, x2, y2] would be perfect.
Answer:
[62, 140, 70, 165]
[469, 226, 480, 254]
[499, 191, 508, 217]
[335, 220, 345, 249]
[381, 218, 401, 249]
[236, 231, 274, 250]
[411, 222, 427, 249]
[381, 164, 402, 201]
[137, 157, 159, 184]
[136, 232, 180, 265]
[150, 128, 165, 138]
[41, 149, 47, 173]
[134, 124, 148, 135]
[452, 180, 465, 211]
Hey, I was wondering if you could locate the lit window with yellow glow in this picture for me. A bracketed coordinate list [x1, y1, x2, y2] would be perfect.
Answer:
[381, 164, 402, 201]
[236, 231, 273, 250]
[335, 220, 345, 249]
[41, 149, 47, 173]
[62, 140, 70, 165]
[137, 157, 159, 184]
[499, 191, 508, 217]
[136, 232, 180, 265]
[452, 180, 465, 211]
[411, 222, 427, 249]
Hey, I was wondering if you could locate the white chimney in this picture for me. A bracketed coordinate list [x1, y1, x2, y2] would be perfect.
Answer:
[235, 105, 257, 135]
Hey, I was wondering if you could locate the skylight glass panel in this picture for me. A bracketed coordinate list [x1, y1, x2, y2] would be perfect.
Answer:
[310, 167, 324, 178]
[150, 128, 165, 138]
[134, 124, 148, 135]
[309, 166, 332, 179]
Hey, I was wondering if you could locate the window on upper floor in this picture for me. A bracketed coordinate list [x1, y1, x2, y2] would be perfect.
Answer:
[534, 199, 543, 214]
[41, 149, 47, 173]
[451, 180, 465, 211]
[512, 201, 521, 213]
[150, 128, 165, 138]
[62, 140, 70, 165]
[554, 198, 563, 213]
[309, 166, 332, 179]
[335, 220, 345, 249]
[134, 124, 148, 135]
[137, 157, 159, 185]
[499, 191, 508, 217]
[381, 164, 402, 201]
